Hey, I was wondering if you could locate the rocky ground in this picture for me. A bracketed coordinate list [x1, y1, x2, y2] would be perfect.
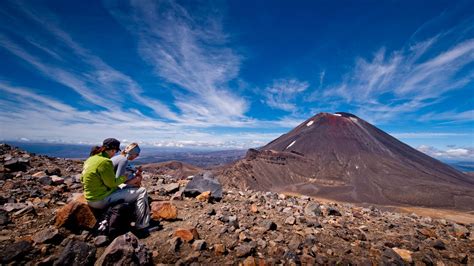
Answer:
[0, 143, 473, 265]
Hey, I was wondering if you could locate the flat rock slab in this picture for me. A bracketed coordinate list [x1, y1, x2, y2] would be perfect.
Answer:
[32, 228, 61, 244]
[163, 183, 180, 193]
[3, 203, 28, 212]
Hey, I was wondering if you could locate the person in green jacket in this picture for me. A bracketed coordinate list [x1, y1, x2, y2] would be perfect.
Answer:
[81, 138, 150, 230]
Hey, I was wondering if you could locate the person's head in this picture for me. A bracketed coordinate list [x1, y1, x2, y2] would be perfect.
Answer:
[89, 138, 121, 157]
[121, 142, 140, 160]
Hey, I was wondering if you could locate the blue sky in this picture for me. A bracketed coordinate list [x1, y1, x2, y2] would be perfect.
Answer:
[0, 0, 473, 161]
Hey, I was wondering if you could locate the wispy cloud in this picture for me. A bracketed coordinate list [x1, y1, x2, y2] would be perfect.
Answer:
[0, 81, 287, 148]
[322, 27, 474, 123]
[418, 110, 474, 123]
[105, 0, 248, 124]
[0, 0, 178, 120]
[263, 79, 309, 112]
[391, 132, 470, 138]
[318, 70, 325, 89]
[418, 145, 474, 161]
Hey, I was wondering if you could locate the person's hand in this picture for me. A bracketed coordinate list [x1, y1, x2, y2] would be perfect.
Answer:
[125, 173, 142, 187]
[134, 174, 142, 187]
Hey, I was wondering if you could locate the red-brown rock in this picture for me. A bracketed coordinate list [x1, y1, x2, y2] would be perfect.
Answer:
[54, 195, 96, 230]
[196, 191, 211, 202]
[151, 201, 178, 220]
[174, 228, 199, 242]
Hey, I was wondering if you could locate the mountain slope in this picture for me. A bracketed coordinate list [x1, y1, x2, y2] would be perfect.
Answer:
[220, 112, 474, 210]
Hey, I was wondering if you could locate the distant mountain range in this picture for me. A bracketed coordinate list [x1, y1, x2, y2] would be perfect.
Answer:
[3, 141, 472, 171]
[4, 141, 246, 168]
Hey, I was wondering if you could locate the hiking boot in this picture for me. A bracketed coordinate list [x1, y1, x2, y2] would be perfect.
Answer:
[132, 228, 150, 239]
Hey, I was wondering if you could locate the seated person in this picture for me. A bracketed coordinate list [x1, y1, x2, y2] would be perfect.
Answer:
[111, 143, 142, 188]
[81, 138, 150, 230]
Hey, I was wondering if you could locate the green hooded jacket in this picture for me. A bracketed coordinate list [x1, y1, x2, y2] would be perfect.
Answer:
[81, 152, 127, 201]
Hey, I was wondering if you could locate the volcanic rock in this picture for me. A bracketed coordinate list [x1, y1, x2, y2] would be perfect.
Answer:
[168, 237, 182, 252]
[452, 223, 469, 238]
[38, 176, 53, 185]
[51, 175, 64, 185]
[45, 168, 61, 176]
[304, 202, 322, 217]
[174, 228, 199, 242]
[242, 256, 256, 266]
[263, 220, 277, 231]
[196, 191, 211, 202]
[0, 210, 9, 225]
[163, 183, 180, 194]
[184, 172, 223, 200]
[235, 243, 254, 257]
[150, 201, 178, 220]
[228, 215, 239, 228]
[0, 240, 33, 263]
[285, 216, 296, 225]
[219, 112, 474, 210]
[54, 196, 96, 231]
[382, 248, 405, 265]
[327, 206, 342, 216]
[4, 158, 29, 172]
[192, 239, 207, 251]
[94, 235, 108, 247]
[95, 232, 152, 266]
[3, 202, 28, 212]
[54, 239, 96, 266]
[32, 228, 62, 244]
[214, 244, 226, 255]
[391, 247, 413, 263]
[250, 204, 258, 213]
[432, 239, 446, 250]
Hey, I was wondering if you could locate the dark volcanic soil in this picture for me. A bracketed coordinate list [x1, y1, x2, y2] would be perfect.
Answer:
[219, 112, 474, 211]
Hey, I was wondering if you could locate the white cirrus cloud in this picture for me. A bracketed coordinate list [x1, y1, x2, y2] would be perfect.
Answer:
[418, 110, 474, 123]
[417, 145, 474, 161]
[391, 132, 470, 138]
[321, 23, 474, 124]
[264, 79, 310, 112]
[0, 0, 178, 120]
[0, 82, 288, 148]
[105, 0, 248, 123]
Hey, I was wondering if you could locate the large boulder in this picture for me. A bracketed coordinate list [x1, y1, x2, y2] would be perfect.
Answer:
[184, 172, 223, 200]
[54, 239, 96, 266]
[95, 232, 153, 266]
[55, 195, 97, 231]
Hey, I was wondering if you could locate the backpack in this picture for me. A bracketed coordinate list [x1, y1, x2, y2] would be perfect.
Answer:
[96, 201, 135, 238]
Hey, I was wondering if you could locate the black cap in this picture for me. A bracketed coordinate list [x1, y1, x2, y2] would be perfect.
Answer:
[102, 138, 121, 151]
